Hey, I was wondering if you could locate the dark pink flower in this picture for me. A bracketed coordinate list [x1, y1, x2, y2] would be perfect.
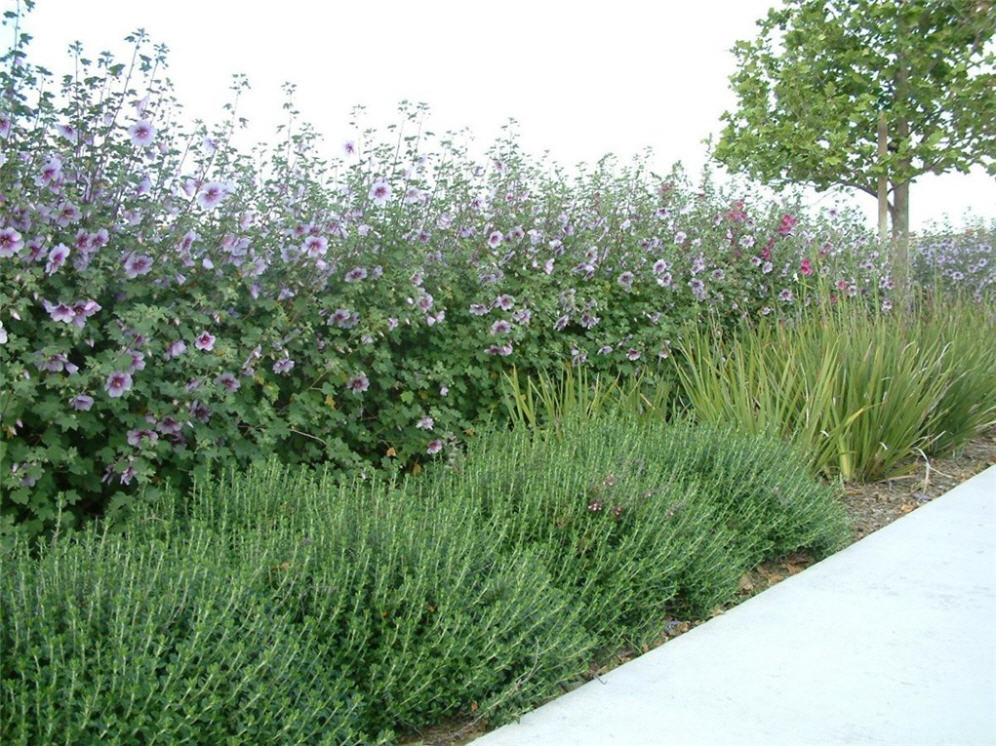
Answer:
[799, 258, 813, 276]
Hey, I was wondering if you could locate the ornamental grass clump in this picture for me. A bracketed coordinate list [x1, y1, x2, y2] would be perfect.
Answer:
[675, 298, 996, 482]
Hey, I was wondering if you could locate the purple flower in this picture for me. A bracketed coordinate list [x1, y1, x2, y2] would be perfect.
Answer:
[106, 371, 133, 398]
[580, 313, 600, 330]
[69, 393, 94, 411]
[194, 332, 215, 351]
[43, 300, 76, 324]
[487, 231, 503, 249]
[416, 416, 434, 430]
[347, 374, 370, 394]
[626, 348, 642, 361]
[617, 272, 635, 290]
[0, 227, 22, 257]
[303, 235, 328, 257]
[345, 266, 368, 282]
[164, 340, 187, 359]
[128, 351, 146, 373]
[554, 315, 570, 331]
[197, 181, 229, 209]
[124, 253, 154, 278]
[426, 439, 443, 455]
[369, 179, 392, 206]
[215, 372, 240, 391]
[490, 319, 512, 335]
[45, 244, 70, 275]
[273, 357, 295, 374]
[779, 288, 794, 303]
[189, 400, 212, 423]
[128, 120, 156, 147]
[469, 304, 490, 316]
[417, 294, 434, 312]
[127, 429, 159, 447]
[598, 345, 613, 355]
[493, 294, 515, 310]
[157, 416, 183, 435]
[656, 272, 674, 289]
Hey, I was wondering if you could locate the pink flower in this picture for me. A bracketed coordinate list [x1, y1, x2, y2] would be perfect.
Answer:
[426, 439, 443, 455]
[164, 340, 187, 359]
[490, 319, 511, 335]
[343, 140, 357, 157]
[799, 258, 813, 276]
[488, 231, 503, 249]
[626, 348, 642, 361]
[215, 372, 240, 392]
[416, 416, 434, 430]
[128, 120, 156, 147]
[105, 371, 133, 398]
[777, 214, 798, 236]
[194, 331, 216, 351]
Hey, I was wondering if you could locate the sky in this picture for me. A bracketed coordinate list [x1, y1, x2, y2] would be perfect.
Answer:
[11, 0, 996, 233]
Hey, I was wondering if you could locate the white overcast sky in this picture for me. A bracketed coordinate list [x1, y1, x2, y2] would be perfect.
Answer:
[13, 0, 996, 232]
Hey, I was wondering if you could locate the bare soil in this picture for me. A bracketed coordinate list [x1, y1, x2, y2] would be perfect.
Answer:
[402, 428, 996, 746]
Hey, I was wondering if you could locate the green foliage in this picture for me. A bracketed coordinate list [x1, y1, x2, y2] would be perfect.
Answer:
[0, 514, 370, 745]
[181, 462, 595, 736]
[1, 3, 894, 536]
[715, 0, 995, 233]
[499, 363, 680, 435]
[674, 300, 996, 482]
[427, 415, 849, 644]
[2, 419, 850, 742]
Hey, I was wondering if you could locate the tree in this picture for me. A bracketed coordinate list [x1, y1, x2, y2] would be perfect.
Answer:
[714, 0, 995, 283]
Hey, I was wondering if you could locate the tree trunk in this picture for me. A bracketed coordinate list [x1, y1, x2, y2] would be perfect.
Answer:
[892, 14, 912, 298]
[877, 113, 890, 243]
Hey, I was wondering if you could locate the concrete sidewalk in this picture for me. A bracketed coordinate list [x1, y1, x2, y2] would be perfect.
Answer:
[473, 465, 996, 746]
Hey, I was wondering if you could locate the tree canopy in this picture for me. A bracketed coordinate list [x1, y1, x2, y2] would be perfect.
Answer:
[714, 0, 995, 242]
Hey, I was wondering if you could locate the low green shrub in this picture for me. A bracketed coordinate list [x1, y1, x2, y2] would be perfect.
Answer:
[427, 415, 849, 644]
[150, 462, 596, 736]
[0, 516, 369, 745]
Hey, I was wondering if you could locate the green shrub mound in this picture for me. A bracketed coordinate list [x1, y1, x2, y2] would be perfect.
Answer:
[0, 519, 368, 746]
[1, 419, 851, 743]
[181, 463, 596, 735]
[425, 416, 850, 647]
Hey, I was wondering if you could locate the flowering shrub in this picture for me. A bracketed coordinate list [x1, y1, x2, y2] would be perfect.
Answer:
[912, 219, 995, 301]
[0, 8, 930, 532]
